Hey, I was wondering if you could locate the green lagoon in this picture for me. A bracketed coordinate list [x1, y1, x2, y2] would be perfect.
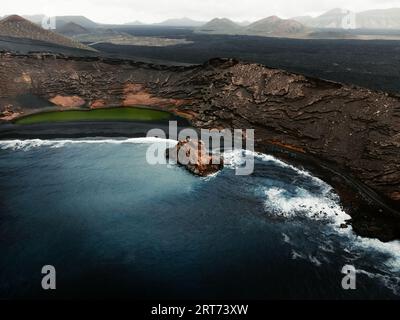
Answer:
[15, 107, 172, 125]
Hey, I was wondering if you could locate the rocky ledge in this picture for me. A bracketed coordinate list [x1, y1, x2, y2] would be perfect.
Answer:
[166, 139, 224, 177]
[0, 52, 399, 213]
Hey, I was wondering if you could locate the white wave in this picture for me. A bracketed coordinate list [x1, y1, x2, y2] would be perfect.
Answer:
[200, 170, 221, 181]
[308, 255, 323, 267]
[0, 138, 178, 151]
[318, 243, 335, 253]
[247, 149, 400, 284]
[358, 269, 400, 296]
[267, 183, 400, 285]
[223, 149, 349, 224]
[342, 231, 400, 272]
[263, 186, 351, 226]
[224, 149, 318, 179]
[291, 250, 306, 260]
[225, 149, 400, 283]
[282, 233, 291, 244]
[291, 250, 325, 267]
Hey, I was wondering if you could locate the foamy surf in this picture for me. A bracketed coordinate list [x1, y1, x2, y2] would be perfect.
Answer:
[283, 228, 400, 295]
[224, 148, 350, 225]
[358, 269, 400, 296]
[264, 186, 350, 225]
[0, 138, 178, 151]
[233, 148, 400, 295]
[224, 149, 315, 180]
[342, 232, 400, 272]
[350, 236, 400, 295]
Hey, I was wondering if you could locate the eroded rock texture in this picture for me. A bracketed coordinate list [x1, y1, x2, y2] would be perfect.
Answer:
[166, 139, 224, 177]
[0, 52, 399, 206]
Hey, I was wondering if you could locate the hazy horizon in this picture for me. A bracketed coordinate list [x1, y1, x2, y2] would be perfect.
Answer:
[1, 0, 399, 24]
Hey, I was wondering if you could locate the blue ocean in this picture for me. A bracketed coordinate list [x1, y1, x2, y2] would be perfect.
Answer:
[0, 138, 399, 299]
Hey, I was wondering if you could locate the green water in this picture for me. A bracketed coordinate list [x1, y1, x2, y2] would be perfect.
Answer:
[14, 107, 172, 125]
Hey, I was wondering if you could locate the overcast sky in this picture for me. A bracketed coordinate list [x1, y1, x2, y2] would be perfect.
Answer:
[1, 0, 399, 24]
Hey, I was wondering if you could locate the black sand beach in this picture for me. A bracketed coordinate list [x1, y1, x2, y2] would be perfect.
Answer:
[0, 119, 192, 139]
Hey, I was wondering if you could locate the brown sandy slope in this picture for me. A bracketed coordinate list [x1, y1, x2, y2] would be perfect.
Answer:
[0, 15, 95, 52]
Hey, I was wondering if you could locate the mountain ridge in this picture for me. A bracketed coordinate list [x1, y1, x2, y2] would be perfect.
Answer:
[198, 16, 307, 37]
[246, 16, 308, 36]
[293, 7, 400, 29]
[0, 15, 95, 51]
[198, 18, 242, 34]
[155, 17, 205, 27]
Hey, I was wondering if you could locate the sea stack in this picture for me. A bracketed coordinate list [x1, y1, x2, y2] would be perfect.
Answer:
[166, 138, 224, 177]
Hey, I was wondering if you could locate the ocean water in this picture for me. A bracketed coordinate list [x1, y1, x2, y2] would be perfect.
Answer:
[0, 138, 399, 299]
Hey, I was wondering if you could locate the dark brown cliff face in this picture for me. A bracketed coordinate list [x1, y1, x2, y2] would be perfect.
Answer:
[0, 52, 399, 208]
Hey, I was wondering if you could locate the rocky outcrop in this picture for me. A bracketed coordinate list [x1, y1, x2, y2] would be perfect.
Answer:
[166, 139, 224, 176]
[0, 104, 21, 120]
[0, 52, 399, 209]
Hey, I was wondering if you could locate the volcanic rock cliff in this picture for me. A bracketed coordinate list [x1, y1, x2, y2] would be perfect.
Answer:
[0, 52, 399, 210]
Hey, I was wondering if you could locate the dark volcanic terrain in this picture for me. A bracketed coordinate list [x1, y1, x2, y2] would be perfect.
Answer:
[1, 24, 400, 94]
[91, 27, 400, 94]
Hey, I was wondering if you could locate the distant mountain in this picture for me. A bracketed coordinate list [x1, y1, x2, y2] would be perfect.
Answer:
[124, 20, 144, 26]
[17, 14, 98, 29]
[56, 22, 88, 36]
[236, 20, 251, 27]
[22, 14, 46, 24]
[312, 8, 355, 29]
[0, 15, 95, 51]
[54, 16, 98, 29]
[292, 15, 314, 25]
[246, 16, 307, 36]
[0, 14, 46, 25]
[198, 18, 242, 34]
[357, 8, 400, 29]
[197, 16, 307, 37]
[155, 17, 205, 27]
[293, 8, 400, 30]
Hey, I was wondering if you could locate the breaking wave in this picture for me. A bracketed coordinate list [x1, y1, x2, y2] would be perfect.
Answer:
[264, 186, 350, 225]
[225, 148, 400, 295]
[224, 149, 315, 179]
[224, 149, 350, 225]
[0, 138, 178, 151]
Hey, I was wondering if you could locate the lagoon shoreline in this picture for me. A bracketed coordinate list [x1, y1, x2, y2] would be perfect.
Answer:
[0, 120, 191, 139]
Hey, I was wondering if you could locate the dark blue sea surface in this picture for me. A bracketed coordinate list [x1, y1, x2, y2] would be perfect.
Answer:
[0, 138, 399, 299]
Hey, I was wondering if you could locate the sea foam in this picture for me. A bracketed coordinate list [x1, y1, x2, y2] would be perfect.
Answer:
[226, 148, 400, 294]
[0, 138, 178, 151]
[224, 149, 350, 225]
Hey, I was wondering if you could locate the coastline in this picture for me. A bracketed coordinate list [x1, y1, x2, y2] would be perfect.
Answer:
[259, 143, 400, 242]
[1, 120, 399, 242]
